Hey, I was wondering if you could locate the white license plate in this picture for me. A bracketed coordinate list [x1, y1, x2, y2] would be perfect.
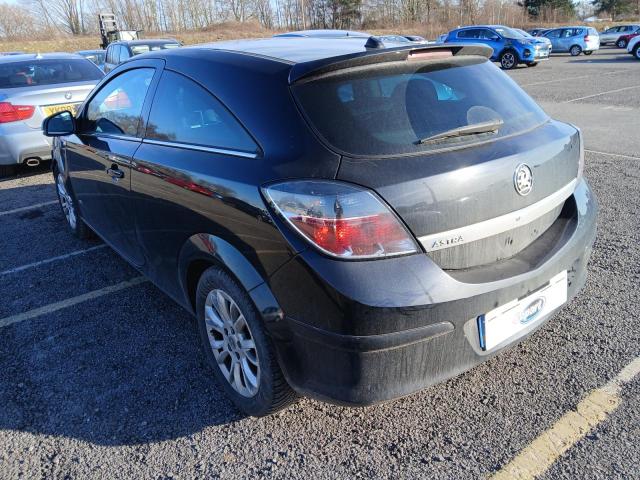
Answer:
[478, 271, 567, 351]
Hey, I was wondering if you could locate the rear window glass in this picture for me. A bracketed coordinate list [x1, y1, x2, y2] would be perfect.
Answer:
[0, 59, 103, 88]
[131, 43, 180, 55]
[292, 57, 549, 157]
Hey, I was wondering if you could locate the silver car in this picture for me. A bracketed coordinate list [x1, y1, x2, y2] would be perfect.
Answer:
[599, 25, 640, 45]
[0, 53, 103, 176]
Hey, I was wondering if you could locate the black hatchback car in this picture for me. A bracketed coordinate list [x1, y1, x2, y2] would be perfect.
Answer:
[43, 37, 597, 416]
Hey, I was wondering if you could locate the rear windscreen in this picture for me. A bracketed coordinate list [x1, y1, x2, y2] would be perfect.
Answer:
[292, 57, 549, 157]
[0, 59, 103, 88]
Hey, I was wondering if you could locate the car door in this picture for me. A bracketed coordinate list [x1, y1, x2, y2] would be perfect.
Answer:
[544, 29, 562, 51]
[64, 61, 161, 266]
[129, 69, 261, 297]
[479, 28, 503, 59]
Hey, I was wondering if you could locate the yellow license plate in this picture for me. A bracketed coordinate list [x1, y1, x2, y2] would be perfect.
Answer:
[43, 103, 80, 117]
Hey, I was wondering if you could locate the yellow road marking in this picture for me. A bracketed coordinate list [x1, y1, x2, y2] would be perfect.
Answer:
[0, 277, 148, 329]
[491, 356, 640, 480]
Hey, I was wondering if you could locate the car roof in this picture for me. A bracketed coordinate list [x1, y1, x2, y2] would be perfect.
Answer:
[0, 52, 84, 64]
[112, 39, 179, 46]
[140, 37, 492, 84]
[76, 49, 105, 54]
[194, 36, 415, 64]
[274, 29, 370, 38]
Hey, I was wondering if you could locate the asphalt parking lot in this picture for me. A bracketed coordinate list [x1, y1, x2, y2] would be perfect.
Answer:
[1, 47, 639, 479]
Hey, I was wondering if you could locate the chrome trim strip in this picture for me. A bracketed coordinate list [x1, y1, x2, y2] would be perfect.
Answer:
[418, 179, 577, 252]
[142, 138, 258, 159]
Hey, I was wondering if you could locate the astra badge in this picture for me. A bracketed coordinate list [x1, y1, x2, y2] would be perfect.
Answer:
[514, 163, 533, 196]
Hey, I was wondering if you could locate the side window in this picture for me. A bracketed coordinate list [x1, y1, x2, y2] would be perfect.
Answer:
[480, 29, 498, 40]
[546, 29, 561, 38]
[119, 47, 130, 63]
[145, 70, 258, 154]
[84, 68, 154, 137]
[106, 46, 114, 64]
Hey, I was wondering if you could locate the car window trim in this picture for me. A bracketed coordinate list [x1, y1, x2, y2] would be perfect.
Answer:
[142, 138, 258, 159]
[77, 61, 164, 139]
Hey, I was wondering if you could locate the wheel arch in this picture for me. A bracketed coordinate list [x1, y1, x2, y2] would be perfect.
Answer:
[178, 233, 284, 325]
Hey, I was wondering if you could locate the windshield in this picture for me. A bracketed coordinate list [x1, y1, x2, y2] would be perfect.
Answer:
[292, 57, 549, 157]
[494, 27, 526, 39]
[0, 59, 103, 88]
[131, 43, 180, 55]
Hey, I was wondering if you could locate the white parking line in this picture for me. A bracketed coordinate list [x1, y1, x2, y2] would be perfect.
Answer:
[491, 356, 640, 480]
[0, 245, 108, 276]
[521, 71, 619, 87]
[585, 149, 640, 160]
[565, 84, 640, 103]
[0, 276, 148, 329]
[0, 200, 57, 217]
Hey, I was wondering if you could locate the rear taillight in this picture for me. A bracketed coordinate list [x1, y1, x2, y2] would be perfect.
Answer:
[263, 180, 419, 259]
[0, 102, 35, 123]
[584, 35, 591, 41]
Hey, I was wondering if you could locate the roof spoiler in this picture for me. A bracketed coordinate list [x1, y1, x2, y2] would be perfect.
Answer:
[288, 43, 493, 85]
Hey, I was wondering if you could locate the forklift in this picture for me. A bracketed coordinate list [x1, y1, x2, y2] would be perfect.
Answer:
[98, 13, 142, 49]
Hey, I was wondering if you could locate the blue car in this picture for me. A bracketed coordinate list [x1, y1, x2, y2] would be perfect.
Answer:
[443, 25, 551, 69]
[541, 27, 600, 56]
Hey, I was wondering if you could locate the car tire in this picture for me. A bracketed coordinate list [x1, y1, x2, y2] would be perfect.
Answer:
[584, 50, 593, 55]
[195, 266, 297, 417]
[617, 39, 627, 48]
[499, 50, 518, 70]
[633, 45, 640, 60]
[53, 169, 92, 239]
[526, 62, 538, 67]
[570, 45, 582, 56]
[0, 164, 16, 178]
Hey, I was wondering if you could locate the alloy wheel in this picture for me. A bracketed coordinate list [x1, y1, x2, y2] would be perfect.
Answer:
[617, 39, 627, 48]
[56, 173, 77, 229]
[204, 289, 260, 397]
[501, 52, 515, 69]
[570, 45, 581, 56]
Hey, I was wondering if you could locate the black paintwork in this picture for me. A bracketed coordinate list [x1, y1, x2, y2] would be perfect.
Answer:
[49, 39, 598, 405]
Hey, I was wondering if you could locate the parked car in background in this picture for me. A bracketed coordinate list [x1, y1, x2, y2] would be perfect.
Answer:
[542, 27, 600, 56]
[378, 34, 412, 44]
[614, 27, 640, 48]
[514, 28, 552, 51]
[103, 39, 181, 73]
[0, 53, 103, 176]
[527, 28, 550, 37]
[76, 49, 106, 70]
[43, 37, 596, 416]
[403, 35, 428, 43]
[627, 35, 640, 59]
[599, 24, 640, 45]
[0, 52, 25, 57]
[443, 25, 551, 69]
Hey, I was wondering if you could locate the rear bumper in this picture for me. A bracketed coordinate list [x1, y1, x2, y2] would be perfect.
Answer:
[0, 125, 52, 165]
[266, 178, 597, 405]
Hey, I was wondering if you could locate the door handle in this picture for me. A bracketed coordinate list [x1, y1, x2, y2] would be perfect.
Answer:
[107, 166, 124, 179]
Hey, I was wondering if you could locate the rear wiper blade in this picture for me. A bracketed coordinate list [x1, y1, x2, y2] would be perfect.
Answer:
[417, 119, 504, 145]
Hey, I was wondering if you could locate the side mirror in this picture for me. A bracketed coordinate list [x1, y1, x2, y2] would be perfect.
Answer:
[43, 110, 75, 137]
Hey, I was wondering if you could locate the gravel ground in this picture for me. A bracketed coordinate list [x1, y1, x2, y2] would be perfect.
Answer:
[0, 48, 638, 479]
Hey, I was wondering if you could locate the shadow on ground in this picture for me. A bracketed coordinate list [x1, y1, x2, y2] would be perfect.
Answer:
[0, 282, 245, 446]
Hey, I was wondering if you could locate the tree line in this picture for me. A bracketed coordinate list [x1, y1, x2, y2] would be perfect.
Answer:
[0, 0, 638, 41]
